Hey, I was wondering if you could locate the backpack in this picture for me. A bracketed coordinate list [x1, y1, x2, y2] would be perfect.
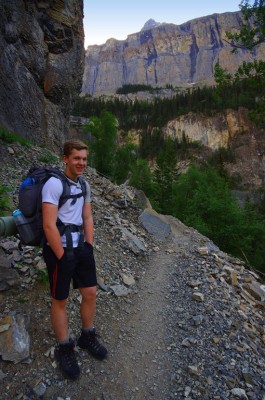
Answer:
[14, 166, 87, 247]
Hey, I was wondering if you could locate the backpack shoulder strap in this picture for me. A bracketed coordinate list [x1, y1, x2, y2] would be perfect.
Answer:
[78, 176, 87, 199]
[53, 172, 87, 208]
[42, 168, 70, 209]
[49, 170, 71, 209]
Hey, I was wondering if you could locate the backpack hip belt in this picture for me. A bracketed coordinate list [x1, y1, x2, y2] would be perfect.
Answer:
[57, 220, 85, 250]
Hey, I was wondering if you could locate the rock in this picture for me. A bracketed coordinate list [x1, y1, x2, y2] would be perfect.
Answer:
[139, 208, 171, 240]
[243, 281, 265, 301]
[0, 369, 6, 380]
[187, 280, 202, 288]
[181, 337, 197, 347]
[110, 284, 130, 297]
[197, 247, 209, 255]
[33, 381, 47, 397]
[0, 240, 19, 252]
[0, 313, 30, 363]
[121, 273, 136, 287]
[7, 147, 15, 155]
[192, 292, 204, 302]
[231, 388, 248, 399]
[97, 276, 109, 291]
[35, 258, 47, 271]
[192, 315, 204, 326]
[187, 365, 200, 376]
[0, 265, 21, 291]
[119, 227, 146, 255]
[242, 368, 255, 386]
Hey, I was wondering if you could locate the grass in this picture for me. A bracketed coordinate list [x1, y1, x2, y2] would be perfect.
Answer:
[0, 185, 12, 214]
[0, 125, 30, 146]
[38, 151, 59, 164]
[37, 269, 49, 285]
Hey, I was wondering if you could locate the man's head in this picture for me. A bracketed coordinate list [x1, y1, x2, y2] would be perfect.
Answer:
[63, 139, 89, 181]
[63, 139, 88, 157]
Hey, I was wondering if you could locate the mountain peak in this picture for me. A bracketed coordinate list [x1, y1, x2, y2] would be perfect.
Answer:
[141, 19, 161, 31]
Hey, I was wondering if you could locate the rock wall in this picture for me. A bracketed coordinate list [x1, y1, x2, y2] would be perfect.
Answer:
[0, 0, 84, 149]
[164, 108, 265, 190]
[83, 12, 265, 96]
[164, 108, 252, 150]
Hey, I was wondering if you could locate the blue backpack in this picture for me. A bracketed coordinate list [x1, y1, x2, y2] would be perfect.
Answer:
[14, 166, 87, 247]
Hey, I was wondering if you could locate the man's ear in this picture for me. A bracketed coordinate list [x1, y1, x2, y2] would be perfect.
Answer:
[62, 155, 68, 163]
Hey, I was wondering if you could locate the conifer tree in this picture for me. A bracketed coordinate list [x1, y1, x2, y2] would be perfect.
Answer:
[83, 110, 117, 177]
[153, 137, 178, 214]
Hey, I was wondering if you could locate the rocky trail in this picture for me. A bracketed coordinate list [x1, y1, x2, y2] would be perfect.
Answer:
[47, 250, 176, 400]
[0, 142, 265, 400]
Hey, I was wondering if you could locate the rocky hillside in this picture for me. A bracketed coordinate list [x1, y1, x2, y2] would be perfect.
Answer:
[82, 12, 265, 96]
[0, 0, 84, 149]
[0, 141, 264, 399]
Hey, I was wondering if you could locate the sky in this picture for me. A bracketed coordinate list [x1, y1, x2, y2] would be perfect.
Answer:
[83, 0, 241, 48]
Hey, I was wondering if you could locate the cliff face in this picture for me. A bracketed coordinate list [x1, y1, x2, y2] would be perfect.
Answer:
[82, 12, 265, 96]
[165, 109, 250, 151]
[164, 108, 265, 190]
[0, 0, 84, 149]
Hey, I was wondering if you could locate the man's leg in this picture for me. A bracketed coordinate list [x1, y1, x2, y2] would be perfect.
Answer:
[77, 286, 107, 359]
[51, 298, 69, 340]
[51, 297, 80, 379]
[79, 286, 96, 328]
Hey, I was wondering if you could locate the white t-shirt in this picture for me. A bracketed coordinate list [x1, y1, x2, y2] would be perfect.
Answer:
[42, 175, 91, 247]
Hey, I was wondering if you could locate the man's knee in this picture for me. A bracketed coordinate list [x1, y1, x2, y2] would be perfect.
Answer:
[80, 286, 96, 301]
[52, 298, 68, 310]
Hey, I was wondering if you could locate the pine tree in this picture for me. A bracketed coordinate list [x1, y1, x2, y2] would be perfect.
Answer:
[82, 110, 117, 177]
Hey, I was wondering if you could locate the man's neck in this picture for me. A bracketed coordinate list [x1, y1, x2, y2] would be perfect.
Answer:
[63, 170, 78, 183]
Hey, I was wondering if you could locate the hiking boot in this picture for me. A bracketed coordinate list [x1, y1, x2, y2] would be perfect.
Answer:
[54, 339, 80, 380]
[77, 328, 108, 360]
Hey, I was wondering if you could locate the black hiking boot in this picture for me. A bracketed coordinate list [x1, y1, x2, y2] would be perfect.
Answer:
[54, 339, 80, 380]
[77, 328, 108, 360]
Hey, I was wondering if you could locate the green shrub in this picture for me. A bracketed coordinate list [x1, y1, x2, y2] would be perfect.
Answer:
[0, 185, 12, 214]
[38, 151, 59, 164]
[37, 269, 49, 285]
[0, 126, 30, 146]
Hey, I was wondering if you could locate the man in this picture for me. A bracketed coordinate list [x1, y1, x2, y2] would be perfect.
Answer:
[42, 139, 107, 380]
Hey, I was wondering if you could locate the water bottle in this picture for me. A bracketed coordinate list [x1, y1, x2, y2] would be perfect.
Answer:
[12, 209, 35, 245]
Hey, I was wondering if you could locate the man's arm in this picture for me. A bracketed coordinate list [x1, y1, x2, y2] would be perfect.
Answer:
[82, 202, 94, 245]
[42, 202, 64, 259]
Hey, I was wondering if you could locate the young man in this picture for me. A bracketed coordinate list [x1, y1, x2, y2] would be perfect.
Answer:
[42, 139, 107, 380]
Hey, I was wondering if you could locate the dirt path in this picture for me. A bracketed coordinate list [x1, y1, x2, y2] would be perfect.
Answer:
[45, 248, 177, 400]
[89, 252, 175, 400]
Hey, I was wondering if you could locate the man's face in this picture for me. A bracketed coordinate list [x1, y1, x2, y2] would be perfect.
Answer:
[63, 148, 88, 180]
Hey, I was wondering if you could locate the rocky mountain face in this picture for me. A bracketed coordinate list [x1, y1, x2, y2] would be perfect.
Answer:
[0, 0, 84, 149]
[82, 11, 265, 96]
[163, 108, 265, 191]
